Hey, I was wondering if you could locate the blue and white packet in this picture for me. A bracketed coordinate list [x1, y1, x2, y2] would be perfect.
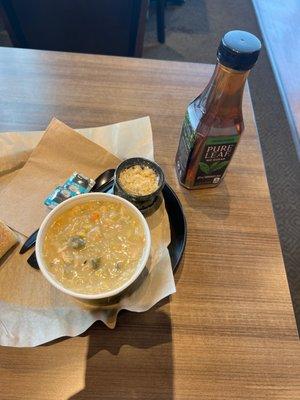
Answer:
[44, 172, 95, 209]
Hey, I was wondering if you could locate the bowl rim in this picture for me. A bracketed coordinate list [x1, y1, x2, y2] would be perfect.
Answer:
[36, 192, 151, 300]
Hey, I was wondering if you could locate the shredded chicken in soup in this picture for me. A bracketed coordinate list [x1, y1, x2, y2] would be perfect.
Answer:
[43, 200, 146, 294]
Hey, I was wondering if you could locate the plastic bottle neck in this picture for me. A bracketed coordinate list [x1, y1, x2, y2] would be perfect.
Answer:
[197, 62, 249, 115]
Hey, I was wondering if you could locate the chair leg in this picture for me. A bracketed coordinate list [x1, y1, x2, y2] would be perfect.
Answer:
[156, 0, 165, 43]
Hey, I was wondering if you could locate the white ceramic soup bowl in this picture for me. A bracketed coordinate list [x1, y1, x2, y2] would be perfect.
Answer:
[36, 192, 151, 300]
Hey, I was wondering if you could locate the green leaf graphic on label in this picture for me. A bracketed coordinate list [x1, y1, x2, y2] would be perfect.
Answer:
[199, 162, 210, 174]
[210, 161, 229, 171]
[210, 161, 220, 169]
[210, 160, 229, 171]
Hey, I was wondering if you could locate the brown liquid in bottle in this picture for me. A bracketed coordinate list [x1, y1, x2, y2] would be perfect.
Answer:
[175, 30, 261, 189]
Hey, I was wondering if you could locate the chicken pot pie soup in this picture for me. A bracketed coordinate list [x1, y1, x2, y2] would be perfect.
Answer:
[42, 196, 148, 295]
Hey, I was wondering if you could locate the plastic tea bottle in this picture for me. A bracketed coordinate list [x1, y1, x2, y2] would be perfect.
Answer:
[175, 30, 261, 189]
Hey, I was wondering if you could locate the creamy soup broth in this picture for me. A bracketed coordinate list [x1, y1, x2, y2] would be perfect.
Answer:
[43, 200, 146, 294]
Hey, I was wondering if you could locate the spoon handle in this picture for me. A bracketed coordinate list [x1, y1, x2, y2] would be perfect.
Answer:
[19, 229, 39, 254]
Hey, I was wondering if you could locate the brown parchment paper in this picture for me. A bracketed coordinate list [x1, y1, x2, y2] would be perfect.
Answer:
[0, 117, 176, 347]
[0, 116, 154, 176]
[0, 118, 120, 237]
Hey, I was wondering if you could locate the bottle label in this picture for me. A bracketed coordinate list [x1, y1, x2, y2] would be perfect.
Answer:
[195, 135, 239, 185]
[176, 111, 197, 182]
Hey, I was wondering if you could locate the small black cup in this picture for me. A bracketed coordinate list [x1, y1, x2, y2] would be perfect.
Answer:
[114, 157, 165, 215]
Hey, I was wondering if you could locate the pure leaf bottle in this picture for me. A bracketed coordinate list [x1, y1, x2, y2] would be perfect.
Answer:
[175, 30, 261, 189]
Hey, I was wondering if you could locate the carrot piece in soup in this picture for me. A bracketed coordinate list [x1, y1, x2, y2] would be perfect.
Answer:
[90, 211, 100, 222]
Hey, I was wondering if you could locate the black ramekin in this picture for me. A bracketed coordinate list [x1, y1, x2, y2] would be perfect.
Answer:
[113, 157, 165, 215]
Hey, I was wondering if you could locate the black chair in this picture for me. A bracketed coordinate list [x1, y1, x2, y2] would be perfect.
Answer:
[156, 0, 165, 43]
[155, 0, 185, 44]
[0, 0, 148, 57]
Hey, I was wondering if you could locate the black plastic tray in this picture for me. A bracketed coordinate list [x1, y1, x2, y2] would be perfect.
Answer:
[162, 183, 187, 271]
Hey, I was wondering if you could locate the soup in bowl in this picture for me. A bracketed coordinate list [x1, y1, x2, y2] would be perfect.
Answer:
[36, 193, 151, 300]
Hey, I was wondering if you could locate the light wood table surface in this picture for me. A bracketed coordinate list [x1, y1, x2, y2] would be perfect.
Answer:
[0, 47, 299, 400]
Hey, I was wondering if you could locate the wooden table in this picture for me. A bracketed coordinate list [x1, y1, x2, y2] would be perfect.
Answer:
[0, 47, 299, 400]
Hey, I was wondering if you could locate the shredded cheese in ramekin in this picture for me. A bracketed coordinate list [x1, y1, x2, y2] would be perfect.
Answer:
[119, 165, 159, 196]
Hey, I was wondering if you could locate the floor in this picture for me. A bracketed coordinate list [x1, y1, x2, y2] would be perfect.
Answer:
[0, 0, 299, 332]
